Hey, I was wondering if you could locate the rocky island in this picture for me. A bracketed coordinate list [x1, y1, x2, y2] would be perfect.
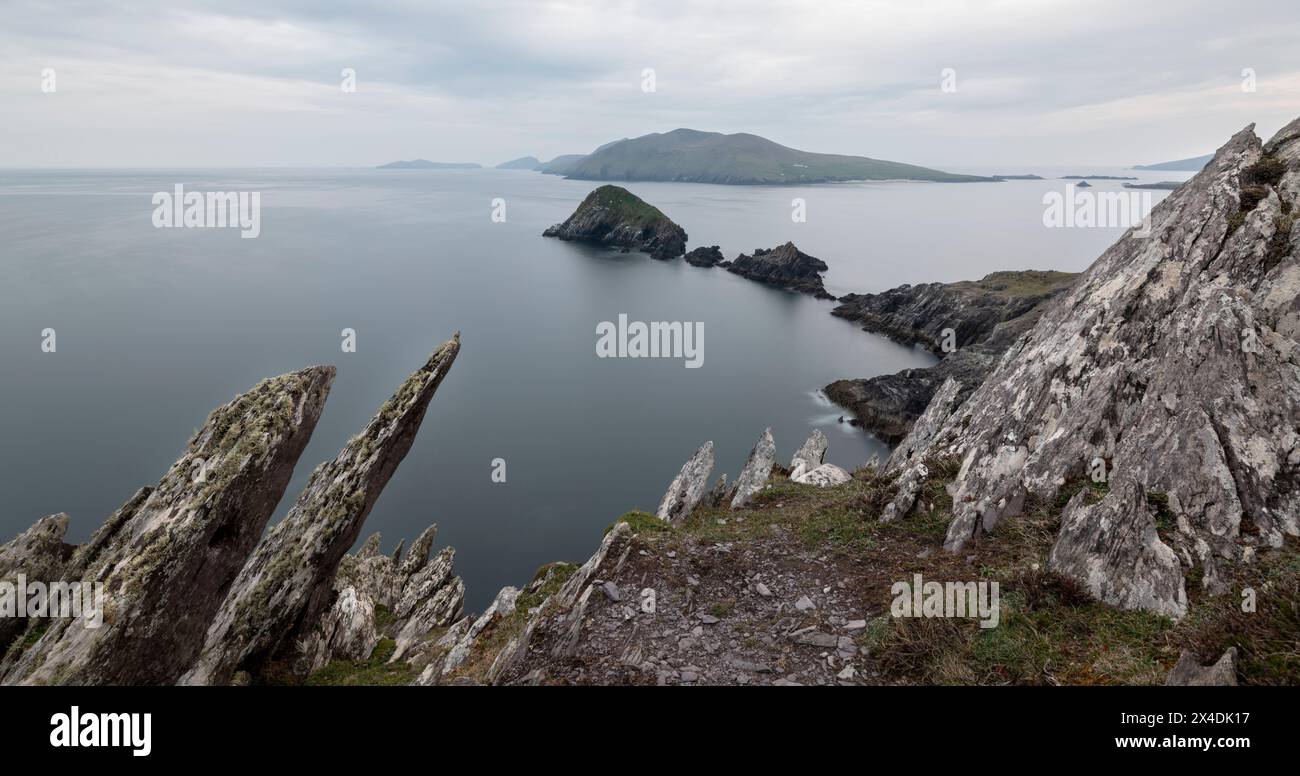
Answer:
[556, 128, 998, 185]
[726, 242, 834, 299]
[543, 185, 687, 259]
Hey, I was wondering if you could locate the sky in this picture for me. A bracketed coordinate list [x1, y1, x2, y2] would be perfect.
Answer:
[2, 0, 1299, 168]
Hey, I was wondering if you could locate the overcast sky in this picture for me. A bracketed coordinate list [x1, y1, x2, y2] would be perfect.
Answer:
[3, 0, 1299, 168]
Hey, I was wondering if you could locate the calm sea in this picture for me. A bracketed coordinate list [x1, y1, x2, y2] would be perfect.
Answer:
[0, 166, 1181, 607]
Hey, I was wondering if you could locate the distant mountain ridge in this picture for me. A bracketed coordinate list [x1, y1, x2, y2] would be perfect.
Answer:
[1132, 153, 1212, 171]
[496, 156, 542, 170]
[377, 160, 481, 170]
[557, 129, 994, 185]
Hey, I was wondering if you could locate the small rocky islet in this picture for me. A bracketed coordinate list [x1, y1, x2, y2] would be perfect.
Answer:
[4, 118, 1300, 686]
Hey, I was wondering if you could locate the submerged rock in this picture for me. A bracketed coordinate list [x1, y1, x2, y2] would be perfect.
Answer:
[543, 185, 687, 259]
[183, 335, 461, 685]
[726, 242, 833, 299]
[655, 441, 715, 524]
[2, 367, 335, 685]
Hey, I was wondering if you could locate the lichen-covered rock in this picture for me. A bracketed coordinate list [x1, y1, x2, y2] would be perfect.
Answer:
[441, 585, 520, 676]
[886, 118, 1300, 617]
[488, 523, 634, 684]
[726, 242, 833, 299]
[1049, 479, 1187, 618]
[1165, 647, 1238, 686]
[182, 335, 460, 685]
[0, 514, 75, 654]
[791, 463, 851, 488]
[543, 185, 687, 259]
[731, 428, 776, 508]
[655, 441, 715, 524]
[2, 367, 335, 685]
[791, 429, 828, 471]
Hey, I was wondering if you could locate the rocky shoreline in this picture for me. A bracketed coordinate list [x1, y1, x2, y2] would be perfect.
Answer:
[3, 118, 1297, 687]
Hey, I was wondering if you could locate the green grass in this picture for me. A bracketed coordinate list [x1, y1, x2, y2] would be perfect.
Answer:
[606, 510, 669, 536]
[304, 638, 418, 686]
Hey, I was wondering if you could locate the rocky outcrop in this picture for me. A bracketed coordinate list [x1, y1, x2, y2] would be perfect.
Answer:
[883, 118, 1300, 618]
[825, 350, 994, 444]
[655, 441, 715, 523]
[182, 335, 461, 685]
[790, 429, 828, 470]
[726, 242, 833, 299]
[825, 270, 1077, 441]
[730, 429, 776, 508]
[1166, 647, 1238, 686]
[2, 367, 335, 685]
[294, 526, 465, 674]
[791, 463, 852, 487]
[684, 245, 726, 267]
[0, 514, 75, 654]
[441, 585, 519, 676]
[543, 185, 687, 259]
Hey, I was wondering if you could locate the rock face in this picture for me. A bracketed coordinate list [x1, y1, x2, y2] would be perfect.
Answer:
[183, 335, 461, 685]
[730, 429, 776, 508]
[295, 526, 465, 674]
[2, 368, 335, 685]
[655, 441, 715, 524]
[726, 242, 834, 299]
[0, 514, 75, 654]
[825, 270, 1077, 441]
[543, 185, 687, 259]
[884, 118, 1300, 618]
[684, 245, 726, 267]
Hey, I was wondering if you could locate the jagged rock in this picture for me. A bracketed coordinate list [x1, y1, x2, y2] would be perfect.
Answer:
[791, 463, 851, 488]
[303, 586, 379, 669]
[390, 539, 405, 565]
[887, 118, 1300, 616]
[182, 335, 460, 686]
[392, 574, 464, 662]
[726, 242, 833, 299]
[1049, 479, 1187, 618]
[703, 473, 731, 507]
[655, 441, 715, 524]
[543, 185, 687, 259]
[731, 428, 776, 509]
[358, 533, 382, 559]
[684, 245, 726, 267]
[442, 586, 520, 676]
[398, 524, 438, 580]
[791, 429, 828, 471]
[0, 514, 75, 653]
[1165, 647, 1238, 686]
[489, 523, 635, 684]
[2, 367, 335, 685]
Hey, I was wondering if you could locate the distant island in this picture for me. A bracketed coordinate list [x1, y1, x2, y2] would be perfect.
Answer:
[495, 156, 542, 170]
[539, 154, 590, 175]
[1061, 175, 1137, 180]
[551, 128, 997, 185]
[377, 160, 482, 170]
[1133, 153, 1212, 171]
[992, 174, 1044, 180]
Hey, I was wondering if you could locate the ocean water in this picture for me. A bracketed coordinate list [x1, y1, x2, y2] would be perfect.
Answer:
[0, 166, 1179, 608]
